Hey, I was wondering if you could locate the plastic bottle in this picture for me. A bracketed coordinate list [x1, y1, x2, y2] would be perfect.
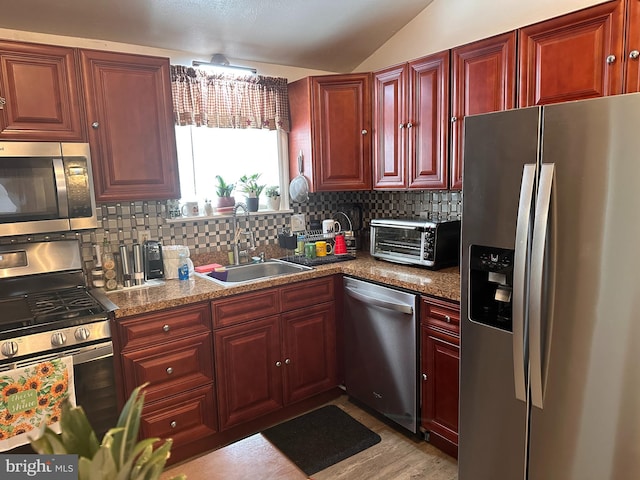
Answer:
[178, 251, 189, 280]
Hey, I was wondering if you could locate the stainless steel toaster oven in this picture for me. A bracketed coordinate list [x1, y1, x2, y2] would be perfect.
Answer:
[370, 217, 461, 269]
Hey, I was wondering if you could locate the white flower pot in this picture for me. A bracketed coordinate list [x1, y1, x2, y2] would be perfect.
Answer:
[267, 196, 280, 211]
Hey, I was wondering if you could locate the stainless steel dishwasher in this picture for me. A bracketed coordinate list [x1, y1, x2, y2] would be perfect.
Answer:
[343, 276, 418, 433]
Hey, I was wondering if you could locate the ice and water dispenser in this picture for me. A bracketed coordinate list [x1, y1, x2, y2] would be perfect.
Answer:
[469, 245, 514, 331]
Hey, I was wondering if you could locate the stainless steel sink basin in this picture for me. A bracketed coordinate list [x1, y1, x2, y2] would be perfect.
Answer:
[195, 259, 313, 286]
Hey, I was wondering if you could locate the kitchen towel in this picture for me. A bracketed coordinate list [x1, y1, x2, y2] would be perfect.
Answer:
[0, 356, 76, 451]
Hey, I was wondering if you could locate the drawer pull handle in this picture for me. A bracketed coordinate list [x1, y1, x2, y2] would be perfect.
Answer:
[166, 367, 173, 375]
[163, 324, 170, 332]
[444, 315, 451, 323]
[170, 421, 177, 429]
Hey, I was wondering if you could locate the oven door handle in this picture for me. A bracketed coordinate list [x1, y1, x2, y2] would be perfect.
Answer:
[72, 342, 113, 365]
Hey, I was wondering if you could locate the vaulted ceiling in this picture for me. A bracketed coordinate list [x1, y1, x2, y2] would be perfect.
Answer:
[2, 0, 434, 72]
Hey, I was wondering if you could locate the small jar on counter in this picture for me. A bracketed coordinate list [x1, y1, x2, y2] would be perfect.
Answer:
[91, 268, 105, 288]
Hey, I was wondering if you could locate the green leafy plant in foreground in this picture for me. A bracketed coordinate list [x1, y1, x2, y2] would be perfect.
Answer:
[30, 384, 185, 480]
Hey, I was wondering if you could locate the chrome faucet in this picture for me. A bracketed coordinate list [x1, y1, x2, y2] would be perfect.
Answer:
[232, 202, 256, 265]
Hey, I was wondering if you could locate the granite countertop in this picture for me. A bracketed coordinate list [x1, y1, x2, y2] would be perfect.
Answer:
[101, 253, 460, 318]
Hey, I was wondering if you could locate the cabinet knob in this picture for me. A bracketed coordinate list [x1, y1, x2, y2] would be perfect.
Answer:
[0, 96, 5, 110]
[606, 54, 616, 64]
[361, 129, 368, 135]
[170, 421, 177, 429]
[275, 361, 282, 367]
[451, 116, 458, 123]
[166, 367, 173, 375]
[91, 121, 100, 129]
[406, 122, 413, 128]
[399, 123, 405, 129]
[630, 50, 640, 60]
[285, 358, 291, 365]
[422, 373, 427, 381]
[444, 315, 451, 323]
[162, 324, 170, 332]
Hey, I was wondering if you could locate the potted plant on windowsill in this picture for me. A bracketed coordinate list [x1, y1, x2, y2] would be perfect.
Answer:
[265, 185, 280, 211]
[238, 173, 266, 212]
[215, 175, 235, 211]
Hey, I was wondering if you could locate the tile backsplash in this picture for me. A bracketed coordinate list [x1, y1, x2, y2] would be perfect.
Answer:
[0, 190, 461, 273]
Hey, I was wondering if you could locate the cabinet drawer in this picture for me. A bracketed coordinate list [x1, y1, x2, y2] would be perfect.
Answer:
[118, 303, 211, 351]
[122, 332, 213, 403]
[421, 297, 460, 335]
[280, 276, 335, 311]
[212, 289, 280, 328]
[141, 384, 217, 442]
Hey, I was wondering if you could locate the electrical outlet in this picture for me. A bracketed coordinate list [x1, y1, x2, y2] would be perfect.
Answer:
[290, 214, 306, 232]
[137, 229, 151, 243]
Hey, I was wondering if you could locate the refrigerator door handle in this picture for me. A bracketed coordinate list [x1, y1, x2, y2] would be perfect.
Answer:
[530, 163, 556, 409]
[513, 163, 536, 402]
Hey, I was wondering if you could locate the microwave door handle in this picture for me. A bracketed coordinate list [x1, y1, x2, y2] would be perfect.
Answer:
[513, 163, 536, 403]
[530, 163, 556, 410]
[53, 158, 69, 218]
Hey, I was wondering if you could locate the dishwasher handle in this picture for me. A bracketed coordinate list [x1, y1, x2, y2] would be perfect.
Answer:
[344, 286, 414, 314]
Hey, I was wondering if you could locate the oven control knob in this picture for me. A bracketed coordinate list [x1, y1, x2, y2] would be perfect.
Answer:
[51, 332, 67, 347]
[74, 327, 91, 341]
[1, 341, 18, 358]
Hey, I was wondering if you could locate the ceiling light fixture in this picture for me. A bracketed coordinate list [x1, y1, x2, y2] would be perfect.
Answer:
[192, 53, 257, 74]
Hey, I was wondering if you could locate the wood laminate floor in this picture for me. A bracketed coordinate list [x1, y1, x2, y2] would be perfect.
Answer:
[312, 395, 458, 480]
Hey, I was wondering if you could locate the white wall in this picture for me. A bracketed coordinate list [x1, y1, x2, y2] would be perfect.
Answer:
[0, 28, 332, 81]
[356, 0, 609, 71]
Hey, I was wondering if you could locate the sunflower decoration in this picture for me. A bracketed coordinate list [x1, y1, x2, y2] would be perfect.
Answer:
[50, 377, 68, 398]
[0, 410, 15, 425]
[36, 362, 55, 378]
[38, 395, 51, 408]
[12, 422, 34, 436]
[1, 382, 21, 402]
[23, 376, 41, 391]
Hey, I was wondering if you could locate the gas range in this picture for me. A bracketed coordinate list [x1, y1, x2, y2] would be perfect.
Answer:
[0, 240, 111, 363]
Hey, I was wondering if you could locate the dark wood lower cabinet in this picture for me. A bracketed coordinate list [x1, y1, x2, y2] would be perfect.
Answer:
[213, 277, 338, 431]
[420, 296, 460, 459]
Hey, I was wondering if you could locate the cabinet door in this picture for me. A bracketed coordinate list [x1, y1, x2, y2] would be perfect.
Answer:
[281, 302, 337, 404]
[421, 326, 459, 458]
[450, 32, 517, 190]
[0, 41, 84, 141]
[80, 50, 179, 201]
[518, 0, 625, 107]
[214, 316, 282, 430]
[625, 0, 640, 92]
[373, 64, 407, 189]
[312, 74, 372, 191]
[407, 51, 449, 189]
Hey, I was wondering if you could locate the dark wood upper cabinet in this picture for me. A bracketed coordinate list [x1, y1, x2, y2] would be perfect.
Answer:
[624, 0, 640, 92]
[80, 49, 180, 201]
[0, 41, 84, 141]
[518, 0, 625, 107]
[450, 32, 517, 190]
[373, 51, 449, 190]
[288, 73, 372, 192]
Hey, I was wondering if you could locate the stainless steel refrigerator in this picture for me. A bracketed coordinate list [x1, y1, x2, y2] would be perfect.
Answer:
[459, 93, 640, 480]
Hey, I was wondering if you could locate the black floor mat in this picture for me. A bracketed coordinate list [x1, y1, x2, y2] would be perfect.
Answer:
[262, 405, 381, 476]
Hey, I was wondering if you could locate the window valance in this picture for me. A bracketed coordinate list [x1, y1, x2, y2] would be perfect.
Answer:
[170, 65, 290, 132]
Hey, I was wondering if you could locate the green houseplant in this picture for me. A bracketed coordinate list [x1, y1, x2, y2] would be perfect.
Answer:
[238, 173, 266, 212]
[30, 384, 184, 480]
[215, 175, 235, 210]
[265, 185, 280, 211]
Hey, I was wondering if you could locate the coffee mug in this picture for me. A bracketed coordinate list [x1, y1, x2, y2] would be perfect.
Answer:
[315, 241, 333, 256]
[181, 202, 199, 217]
[304, 242, 316, 259]
[322, 219, 341, 235]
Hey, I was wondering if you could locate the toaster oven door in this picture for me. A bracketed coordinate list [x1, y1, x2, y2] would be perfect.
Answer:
[371, 224, 426, 265]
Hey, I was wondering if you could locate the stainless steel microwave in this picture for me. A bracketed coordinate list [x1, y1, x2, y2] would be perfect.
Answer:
[0, 142, 97, 237]
[370, 217, 461, 269]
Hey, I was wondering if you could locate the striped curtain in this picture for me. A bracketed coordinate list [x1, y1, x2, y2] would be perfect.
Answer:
[170, 65, 290, 132]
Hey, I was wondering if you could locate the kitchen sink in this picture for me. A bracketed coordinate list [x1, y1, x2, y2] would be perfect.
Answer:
[195, 259, 313, 286]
